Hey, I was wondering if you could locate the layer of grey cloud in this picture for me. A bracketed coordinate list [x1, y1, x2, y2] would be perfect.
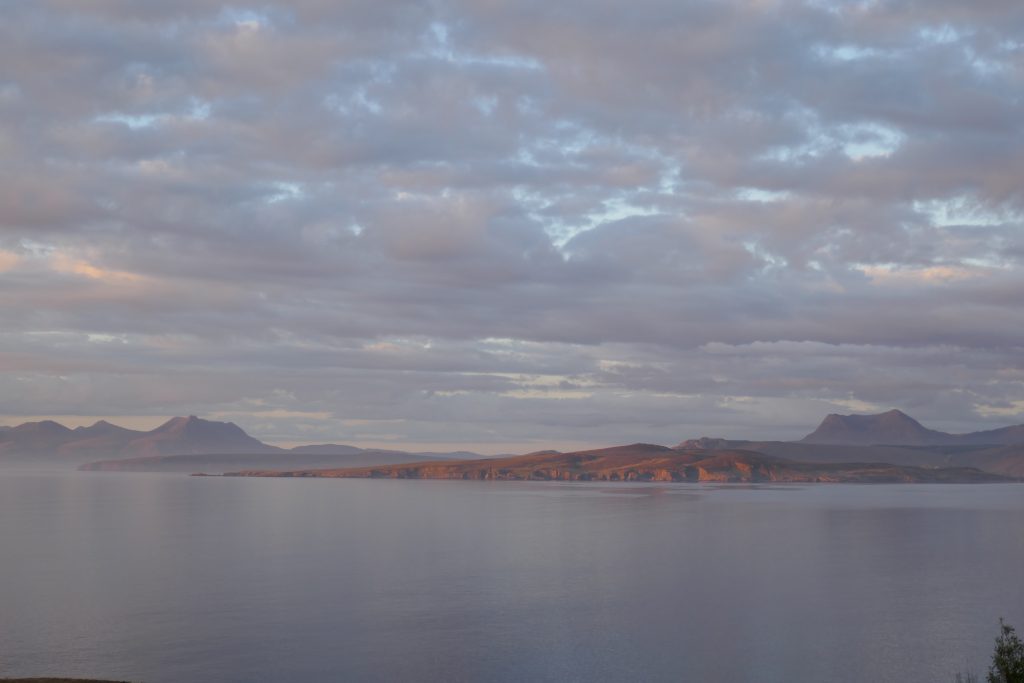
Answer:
[1, 0, 1022, 450]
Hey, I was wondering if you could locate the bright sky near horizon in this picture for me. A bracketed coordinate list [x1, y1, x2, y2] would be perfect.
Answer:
[1, 0, 1023, 452]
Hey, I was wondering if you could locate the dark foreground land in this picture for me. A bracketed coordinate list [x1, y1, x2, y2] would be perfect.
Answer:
[225, 444, 1011, 483]
[1, 679, 132, 682]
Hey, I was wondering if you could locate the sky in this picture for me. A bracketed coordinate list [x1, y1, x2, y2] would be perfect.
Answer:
[1, 0, 1023, 452]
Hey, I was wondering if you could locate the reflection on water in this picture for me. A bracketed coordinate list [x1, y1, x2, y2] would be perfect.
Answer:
[0, 472, 1021, 682]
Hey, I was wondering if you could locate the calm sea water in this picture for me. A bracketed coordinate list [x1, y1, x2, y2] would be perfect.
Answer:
[0, 472, 1022, 682]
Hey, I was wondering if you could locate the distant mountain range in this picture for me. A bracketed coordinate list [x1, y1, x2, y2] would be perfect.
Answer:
[4, 409, 1024, 480]
[677, 409, 1024, 478]
[0, 415, 475, 469]
[799, 409, 1024, 446]
[0, 416, 277, 460]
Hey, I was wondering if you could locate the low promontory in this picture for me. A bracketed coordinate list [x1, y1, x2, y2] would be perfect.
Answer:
[223, 444, 1009, 483]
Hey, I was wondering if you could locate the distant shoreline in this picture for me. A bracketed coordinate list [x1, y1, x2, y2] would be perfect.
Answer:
[0, 678, 132, 683]
[220, 445, 1014, 484]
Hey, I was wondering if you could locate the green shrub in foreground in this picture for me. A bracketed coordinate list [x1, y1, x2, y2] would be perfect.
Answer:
[987, 619, 1024, 683]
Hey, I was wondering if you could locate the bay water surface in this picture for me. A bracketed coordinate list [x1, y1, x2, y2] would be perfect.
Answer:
[1, 471, 1022, 682]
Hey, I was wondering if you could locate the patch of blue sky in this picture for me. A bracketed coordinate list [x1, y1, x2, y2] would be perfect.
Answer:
[736, 187, 792, 202]
[756, 105, 829, 163]
[757, 139, 825, 163]
[917, 24, 962, 46]
[515, 95, 542, 117]
[914, 196, 1017, 228]
[514, 125, 596, 170]
[658, 165, 682, 194]
[743, 240, 788, 270]
[473, 95, 499, 116]
[218, 7, 273, 29]
[18, 239, 55, 258]
[761, 122, 902, 162]
[803, 0, 844, 15]
[813, 43, 895, 62]
[961, 44, 1010, 78]
[546, 196, 660, 249]
[323, 61, 395, 116]
[514, 147, 540, 168]
[94, 98, 211, 129]
[87, 333, 126, 344]
[265, 182, 305, 204]
[94, 112, 162, 129]
[960, 256, 1008, 270]
[352, 89, 383, 114]
[840, 122, 904, 160]
[188, 98, 212, 120]
[324, 88, 382, 115]
[424, 21, 542, 70]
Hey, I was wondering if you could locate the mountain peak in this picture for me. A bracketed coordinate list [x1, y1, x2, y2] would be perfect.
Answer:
[801, 409, 945, 446]
[11, 419, 72, 434]
[878, 408, 916, 421]
[140, 415, 278, 455]
[76, 419, 110, 431]
[154, 415, 212, 432]
[74, 419, 140, 436]
[0, 414, 281, 459]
